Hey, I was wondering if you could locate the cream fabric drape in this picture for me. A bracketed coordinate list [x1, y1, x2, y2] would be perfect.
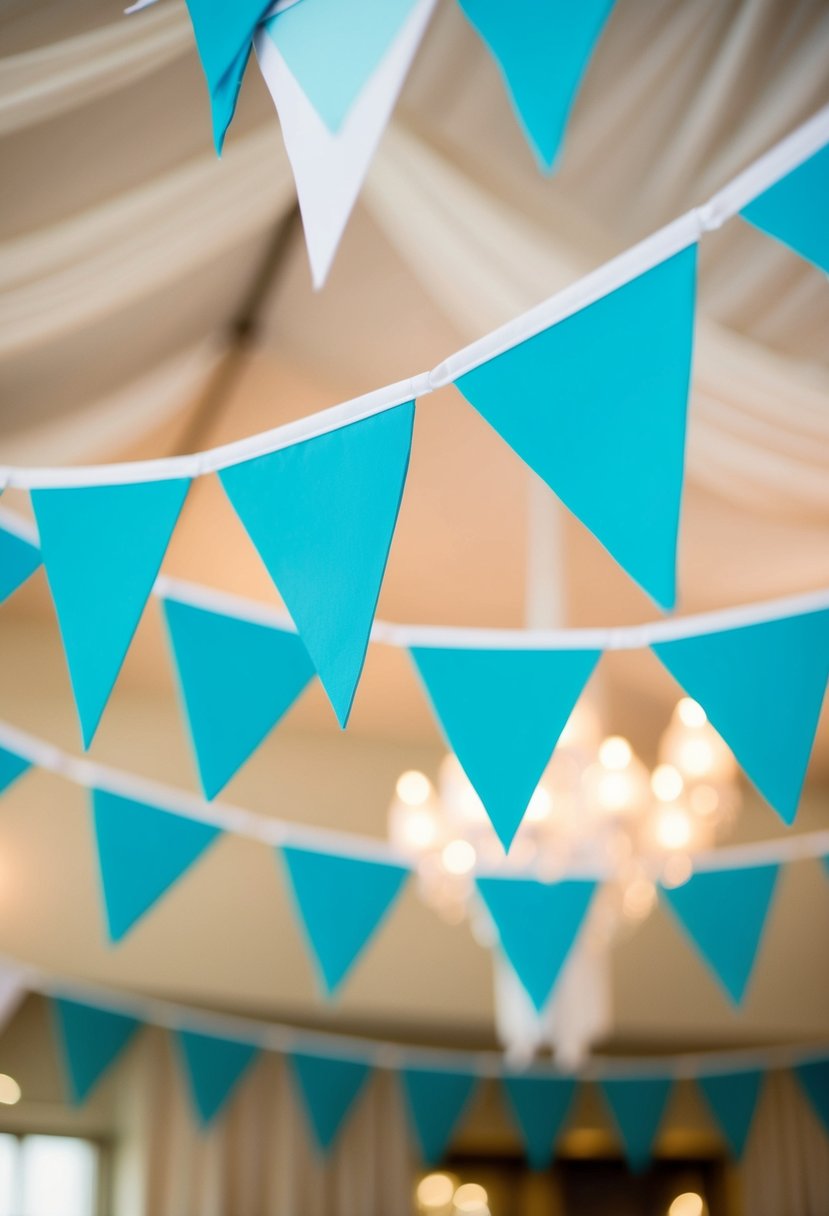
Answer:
[741, 1069, 829, 1216]
[113, 1028, 415, 1216]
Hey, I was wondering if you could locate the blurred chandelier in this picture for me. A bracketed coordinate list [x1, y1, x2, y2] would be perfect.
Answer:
[388, 697, 742, 1067]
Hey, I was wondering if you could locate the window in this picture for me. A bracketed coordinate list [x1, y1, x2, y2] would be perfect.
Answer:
[0, 1134, 99, 1216]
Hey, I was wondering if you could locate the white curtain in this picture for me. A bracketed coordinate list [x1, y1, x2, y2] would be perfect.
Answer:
[112, 1028, 415, 1216]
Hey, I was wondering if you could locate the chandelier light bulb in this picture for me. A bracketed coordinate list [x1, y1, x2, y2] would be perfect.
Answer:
[676, 698, 707, 728]
[442, 839, 477, 875]
[401, 807, 440, 851]
[525, 786, 552, 822]
[651, 763, 684, 802]
[453, 1181, 489, 1212]
[598, 735, 632, 770]
[655, 805, 693, 850]
[677, 736, 715, 778]
[396, 770, 432, 806]
[416, 1173, 455, 1209]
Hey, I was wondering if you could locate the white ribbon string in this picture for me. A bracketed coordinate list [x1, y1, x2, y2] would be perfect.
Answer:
[1, 715, 827, 877]
[0, 105, 826, 490]
[11, 952, 829, 1078]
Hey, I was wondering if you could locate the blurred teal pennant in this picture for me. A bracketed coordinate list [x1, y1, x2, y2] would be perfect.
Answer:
[600, 1077, 673, 1173]
[455, 247, 697, 610]
[697, 1070, 764, 1158]
[31, 479, 189, 748]
[457, 0, 615, 169]
[220, 403, 415, 728]
[91, 788, 221, 943]
[162, 596, 315, 799]
[476, 876, 596, 1012]
[176, 1029, 259, 1127]
[52, 997, 141, 1105]
[795, 1059, 829, 1136]
[410, 647, 600, 850]
[280, 846, 409, 995]
[184, 0, 274, 152]
[0, 745, 30, 795]
[653, 608, 829, 825]
[401, 1068, 477, 1165]
[659, 865, 779, 1005]
[290, 1052, 372, 1153]
[502, 1075, 577, 1170]
[741, 143, 829, 274]
[265, 0, 419, 133]
[0, 523, 40, 604]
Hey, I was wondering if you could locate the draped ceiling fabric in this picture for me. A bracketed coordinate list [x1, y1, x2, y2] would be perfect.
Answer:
[1, 5, 829, 1198]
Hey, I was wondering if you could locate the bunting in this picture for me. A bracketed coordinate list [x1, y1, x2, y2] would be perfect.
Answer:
[176, 1028, 259, 1127]
[0, 745, 29, 796]
[220, 403, 415, 727]
[30, 479, 189, 748]
[741, 143, 829, 274]
[502, 1074, 577, 1170]
[162, 595, 315, 799]
[289, 1052, 372, 1153]
[659, 865, 779, 1005]
[455, 246, 697, 609]
[652, 608, 829, 824]
[600, 1077, 673, 1173]
[90, 788, 221, 943]
[697, 1069, 764, 1158]
[401, 1067, 478, 1165]
[457, 0, 615, 170]
[255, 0, 437, 286]
[476, 876, 596, 1011]
[795, 1060, 829, 1136]
[410, 646, 600, 849]
[0, 522, 40, 604]
[52, 997, 141, 1105]
[184, 0, 273, 153]
[279, 846, 409, 995]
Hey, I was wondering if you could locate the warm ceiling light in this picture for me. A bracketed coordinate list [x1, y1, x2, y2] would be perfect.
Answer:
[442, 839, 477, 875]
[677, 698, 707, 728]
[525, 787, 552, 822]
[416, 1173, 455, 1209]
[453, 1181, 489, 1212]
[396, 771, 432, 806]
[668, 1193, 704, 1216]
[401, 808, 440, 850]
[596, 770, 634, 812]
[651, 764, 683, 802]
[677, 737, 715, 778]
[0, 1075, 21, 1105]
[599, 736, 632, 770]
[655, 806, 693, 850]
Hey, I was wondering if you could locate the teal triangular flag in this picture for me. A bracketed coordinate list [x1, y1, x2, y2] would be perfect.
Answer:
[280, 846, 409, 995]
[741, 144, 829, 274]
[455, 247, 696, 609]
[503, 1075, 577, 1170]
[185, 0, 273, 153]
[220, 404, 415, 727]
[91, 788, 221, 943]
[795, 1060, 829, 1135]
[457, 0, 614, 170]
[0, 745, 30, 795]
[659, 865, 779, 1005]
[266, 0, 419, 133]
[600, 1077, 672, 1173]
[411, 647, 600, 850]
[176, 1029, 259, 1127]
[52, 997, 141, 1105]
[476, 876, 596, 1011]
[0, 523, 40, 604]
[31, 479, 190, 748]
[162, 596, 315, 799]
[401, 1068, 477, 1165]
[697, 1070, 764, 1158]
[290, 1052, 372, 1153]
[652, 608, 829, 824]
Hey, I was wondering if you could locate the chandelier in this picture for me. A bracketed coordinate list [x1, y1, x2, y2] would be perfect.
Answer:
[388, 697, 742, 1066]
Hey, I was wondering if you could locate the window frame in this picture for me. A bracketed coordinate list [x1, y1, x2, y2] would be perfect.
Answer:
[0, 1129, 109, 1216]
